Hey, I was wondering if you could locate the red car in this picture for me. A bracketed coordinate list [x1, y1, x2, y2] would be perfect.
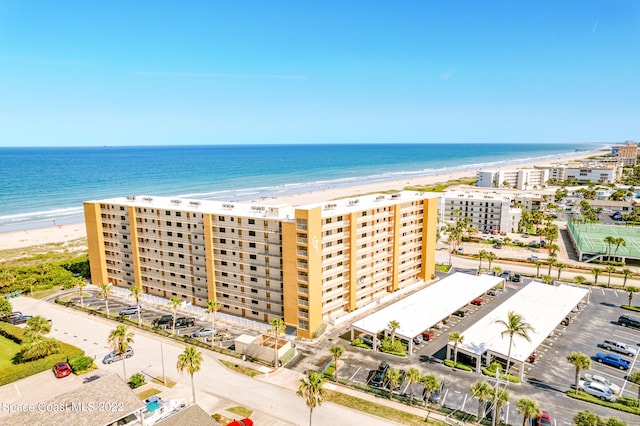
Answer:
[52, 362, 72, 378]
[534, 411, 552, 426]
[422, 331, 435, 341]
[471, 298, 486, 306]
[227, 419, 253, 426]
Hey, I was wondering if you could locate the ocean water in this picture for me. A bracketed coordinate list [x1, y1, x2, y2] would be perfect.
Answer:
[0, 143, 603, 232]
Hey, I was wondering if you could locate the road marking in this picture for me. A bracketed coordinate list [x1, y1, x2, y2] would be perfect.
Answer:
[349, 366, 361, 382]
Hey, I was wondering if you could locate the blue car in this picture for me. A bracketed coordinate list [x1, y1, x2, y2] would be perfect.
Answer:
[595, 352, 630, 370]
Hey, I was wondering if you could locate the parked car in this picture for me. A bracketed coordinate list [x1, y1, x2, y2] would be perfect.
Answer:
[595, 352, 630, 370]
[52, 362, 72, 378]
[483, 401, 506, 423]
[527, 351, 538, 363]
[601, 339, 637, 357]
[487, 288, 502, 297]
[7, 315, 33, 325]
[412, 334, 423, 345]
[618, 315, 640, 330]
[428, 381, 446, 404]
[422, 331, 435, 341]
[528, 255, 539, 261]
[578, 380, 616, 401]
[174, 317, 195, 328]
[0, 311, 22, 322]
[119, 306, 140, 316]
[190, 327, 214, 338]
[533, 411, 552, 426]
[102, 347, 134, 364]
[583, 373, 621, 394]
[358, 334, 381, 349]
[371, 361, 389, 387]
[227, 419, 253, 426]
[470, 298, 485, 306]
[152, 315, 173, 329]
[512, 273, 521, 282]
[453, 308, 470, 317]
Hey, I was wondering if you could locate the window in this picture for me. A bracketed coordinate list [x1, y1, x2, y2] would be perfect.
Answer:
[250, 254, 257, 260]
[218, 216, 225, 221]
[248, 219, 255, 225]
[166, 221, 172, 226]
[249, 230, 256, 237]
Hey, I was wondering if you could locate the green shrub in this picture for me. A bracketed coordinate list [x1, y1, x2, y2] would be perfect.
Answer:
[482, 361, 521, 383]
[567, 390, 640, 415]
[69, 355, 95, 374]
[380, 337, 407, 357]
[443, 359, 473, 371]
[618, 396, 639, 408]
[351, 338, 370, 349]
[128, 372, 146, 389]
[0, 340, 84, 386]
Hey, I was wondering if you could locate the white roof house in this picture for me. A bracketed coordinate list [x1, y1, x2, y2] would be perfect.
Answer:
[451, 281, 589, 379]
[351, 272, 503, 352]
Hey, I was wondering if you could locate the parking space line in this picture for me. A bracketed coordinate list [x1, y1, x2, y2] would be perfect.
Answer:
[349, 366, 361, 382]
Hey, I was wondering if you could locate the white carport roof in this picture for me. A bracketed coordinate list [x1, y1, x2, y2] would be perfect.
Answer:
[351, 272, 503, 340]
[456, 281, 589, 363]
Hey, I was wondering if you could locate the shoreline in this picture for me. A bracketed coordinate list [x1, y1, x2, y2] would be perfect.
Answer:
[0, 149, 602, 251]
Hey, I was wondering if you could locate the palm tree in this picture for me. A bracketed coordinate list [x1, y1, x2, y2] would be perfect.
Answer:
[206, 300, 221, 348]
[470, 381, 494, 421]
[329, 345, 344, 380]
[24, 315, 51, 337]
[421, 374, 440, 406]
[592, 268, 602, 286]
[540, 275, 553, 286]
[177, 345, 203, 404]
[627, 286, 639, 307]
[129, 285, 143, 325]
[556, 263, 565, 280]
[21, 335, 59, 360]
[385, 368, 402, 399]
[387, 319, 400, 344]
[496, 311, 534, 375]
[405, 367, 421, 403]
[547, 255, 557, 276]
[485, 251, 496, 272]
[492, 387, 510, 426]
[449, 331, 464, 368]
[475, 250, 487, 272]
[98, 282, 113, 316]
[77, 278, 86, 307]
[297, 371, 325, 426]
[270, 318, 285, 368]
[534, 261, 543, 278]
[516, 397, 541, 426]
[575, 275, 586, 288]
[622, 269, 633, 289]
[613, 237, 627, 260]
[605, 266, 617, 288]
[603, 235, 616, 260]
[168, 296, 182, 335]
[107, 325, 134, 380]
[567, 352, 591, 392]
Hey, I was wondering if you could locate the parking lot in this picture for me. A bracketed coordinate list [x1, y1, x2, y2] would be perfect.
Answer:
[61, 290, 242, 348]
[313, 277, 640, 426]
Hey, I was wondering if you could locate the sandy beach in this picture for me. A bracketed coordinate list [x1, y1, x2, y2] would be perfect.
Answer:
[0, 150, 601, 252]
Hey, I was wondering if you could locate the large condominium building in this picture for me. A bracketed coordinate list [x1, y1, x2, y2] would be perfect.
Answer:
[612, 141, 638, 166]
[84, 191, 438, 338]
[476, 169, 549, 190]
[541, 161, 621, 184]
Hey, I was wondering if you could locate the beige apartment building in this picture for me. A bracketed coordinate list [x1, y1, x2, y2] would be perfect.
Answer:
[84, 191, 438, 338]
[612, 141, 638, 166]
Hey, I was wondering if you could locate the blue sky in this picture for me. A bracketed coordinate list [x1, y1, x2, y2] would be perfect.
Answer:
[0, 1, 638, 146]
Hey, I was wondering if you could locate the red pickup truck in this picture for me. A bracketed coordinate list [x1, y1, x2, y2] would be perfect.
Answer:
[422, 331, 435, 341]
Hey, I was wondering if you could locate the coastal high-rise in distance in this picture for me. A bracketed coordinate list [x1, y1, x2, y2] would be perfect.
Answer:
[84, 191, 438, 338]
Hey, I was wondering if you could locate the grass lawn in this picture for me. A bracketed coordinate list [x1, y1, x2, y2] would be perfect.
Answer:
[0, 335, 21, 369]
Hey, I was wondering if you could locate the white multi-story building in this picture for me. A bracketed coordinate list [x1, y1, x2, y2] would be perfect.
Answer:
[441, 188, 551, 234]
[476, 169, 549, 190]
